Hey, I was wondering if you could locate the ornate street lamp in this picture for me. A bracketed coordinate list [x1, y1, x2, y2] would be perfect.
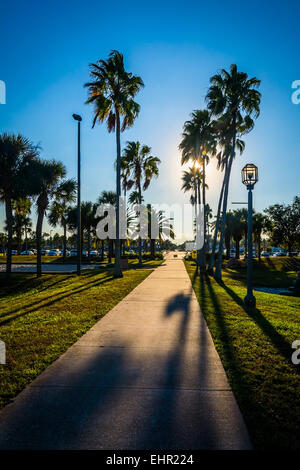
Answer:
[242, 163, 258, 309]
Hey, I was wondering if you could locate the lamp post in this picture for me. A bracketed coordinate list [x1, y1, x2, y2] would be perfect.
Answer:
[242, 163, 258, 309]
[72, 114, 82, 276]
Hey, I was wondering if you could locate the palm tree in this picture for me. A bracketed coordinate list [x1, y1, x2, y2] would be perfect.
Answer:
[122, 141, 160, 265]
[231, 210, 246, 259]
[0, 232, 7, 253]
[97, 190, 117, 263]
[85, 50, 144, 277]
[253, 212, 266, 261]
[30, 159, 68, 277]
[224, 212, 234, 259]
[181, 165, 207, 265]
[11, 198, 32, 253]
[81, 202, 97, 262]
[0, 133, 39, 278]
[148, 207, 175, 258]
[66, 202, 97, 262]
[208, 133, 245, 273]
[128, 190, 144, 206]
[179, 110, 217, 269]
[181, 166, 203, 206]
[206, 64, 261, 280]
[48, 180, 76, 262]
[120, 156, 133, 197]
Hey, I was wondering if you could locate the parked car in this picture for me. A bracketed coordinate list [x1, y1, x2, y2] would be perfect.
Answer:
[273, 252, 287, 257]
[41, 249, 49, 256]
[11, 250, 18, 255]
[47, 249, 60, 256]
[70, 250, 77, 257]
[261, 251, 270, 257]
[90, 250, 98, 257]
[20, 250, 34, 255]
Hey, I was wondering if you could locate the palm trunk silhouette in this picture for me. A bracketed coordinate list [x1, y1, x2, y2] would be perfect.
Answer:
[208, 170, 226, 274]
[114, 111, 122, 277]
[214, 132, 236, 281]
[5, 196, 13, 279]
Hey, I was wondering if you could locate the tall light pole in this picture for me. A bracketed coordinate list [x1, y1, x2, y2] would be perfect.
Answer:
[73, 114, 82, 276]
[242, 163, 258, 309]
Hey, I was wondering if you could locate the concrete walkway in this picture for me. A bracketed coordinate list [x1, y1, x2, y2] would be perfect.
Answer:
[0, 253, 251, 449]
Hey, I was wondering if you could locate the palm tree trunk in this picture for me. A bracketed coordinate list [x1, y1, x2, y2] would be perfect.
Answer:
[150, 239, 155, 259]
[17, 228, 22, 254]
[25, 227, 28, 251]
[214, 134, 236, 281]
[87, 229, 91, 263]
[63, 221, 67, 263]
[5, 196, 13, 279]
[196, 178, 202, 269]
[138, 183, 142, 266]
[36, 209, 44, 278]
[225, 231, 231, 259]
[114, 110, 122, 277]
[208, 172, 225, 274]
[101, 240, 104, 261]
[108, 239, 112, 263]
[200, 157, 206, 270]
[258, 236, 261, 261]
[235, 239, 240, 259]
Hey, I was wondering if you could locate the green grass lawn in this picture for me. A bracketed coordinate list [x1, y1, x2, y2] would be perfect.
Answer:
[185, 260, 300, 450]
[0, 260, 162, 409]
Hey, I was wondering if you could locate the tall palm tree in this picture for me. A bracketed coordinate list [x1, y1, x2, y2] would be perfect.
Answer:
[48, 179, 76, 262]
[179, 110, 217, 269]
[30, 159, 68, 277]
[208, 133, 245, 273]
[0, 133, 39, 278]
[206, 64, 261, 281]
[122, 141, 160, 265]
[181, 165, 207, 265]
[85, 50, 144, 277]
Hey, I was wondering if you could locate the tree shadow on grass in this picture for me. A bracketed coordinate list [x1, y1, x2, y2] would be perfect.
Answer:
[216, 279, 294, 362]
[281, 257, 300, 272]
[192, 271, 247, 391]
[0, 274, 75, 298]
[0, 271, 114, 327]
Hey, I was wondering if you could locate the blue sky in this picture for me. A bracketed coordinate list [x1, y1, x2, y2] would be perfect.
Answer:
[0, 0, 299, 239]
